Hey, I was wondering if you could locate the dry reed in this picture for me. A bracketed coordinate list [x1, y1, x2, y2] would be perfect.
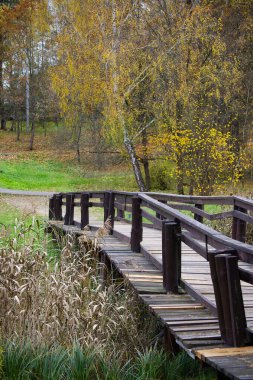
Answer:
[0, 219, 159, 362]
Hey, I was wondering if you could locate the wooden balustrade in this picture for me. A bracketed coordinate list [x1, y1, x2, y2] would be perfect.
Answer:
[49, 190, 253, 348]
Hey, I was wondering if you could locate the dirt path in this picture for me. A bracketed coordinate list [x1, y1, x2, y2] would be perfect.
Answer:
[0, 188, 53, 218]
[2, 195, 49, 218]
[0, 188, 53, 196]
[0, 189, 102, 221]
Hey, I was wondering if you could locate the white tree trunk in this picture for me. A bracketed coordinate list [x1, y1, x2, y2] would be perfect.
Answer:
[111, 0, 146, 191]
[124, 129, 146, 191]
[26, 61, 30, 133]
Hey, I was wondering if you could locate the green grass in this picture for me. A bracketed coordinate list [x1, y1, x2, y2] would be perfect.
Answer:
[0, 198, 23, 226]
[0, 159, 137, 192]
[1, 342, 214, 380]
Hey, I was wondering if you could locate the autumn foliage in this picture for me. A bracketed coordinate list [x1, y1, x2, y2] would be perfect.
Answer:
[1, 0, 252, 194]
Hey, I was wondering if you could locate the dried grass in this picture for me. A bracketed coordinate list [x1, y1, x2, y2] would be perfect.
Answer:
[0, 219, 158, 362]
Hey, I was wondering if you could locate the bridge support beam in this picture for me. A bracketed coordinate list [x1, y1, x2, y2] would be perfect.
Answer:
[131, 196, 142, 252]
[64, 193, 75, 225]
[49, 196, 55, 220]
[164, 325, 179, 355]
[103, 191, 115, 234]
[49, 193, 62, 221]
[194, 204, 204, 223]
[162, 221, 181, 293]
[81, 192, 89, 229]
[209, 252, 249, 347]
[232, 206, 247, 242]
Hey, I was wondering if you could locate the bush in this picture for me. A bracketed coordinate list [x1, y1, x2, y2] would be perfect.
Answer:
[150, 161, 175, 191]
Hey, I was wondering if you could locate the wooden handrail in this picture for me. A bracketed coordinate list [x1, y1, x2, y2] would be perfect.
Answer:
[49, 191, 253, 262]
[139, 194, 253, 264]
[49, 189, 253, 347]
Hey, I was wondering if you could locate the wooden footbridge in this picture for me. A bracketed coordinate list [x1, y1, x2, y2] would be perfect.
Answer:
[48, 190, 253, 380]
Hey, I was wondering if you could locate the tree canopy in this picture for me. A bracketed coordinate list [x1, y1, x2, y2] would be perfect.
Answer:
[0, 0, 252, 194]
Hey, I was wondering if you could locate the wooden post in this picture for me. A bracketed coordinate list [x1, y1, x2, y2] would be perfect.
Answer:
[64, 193, 75, 225]
[156, 200, 167, 220]
[164, 325, 179, 354]
[116, 195, 125, 220]
[117, 200, 125, 220]
[194, 204, 204, 223]
[49, 194, 62, 220]
[131, 196, 142, 252]
[226, 255, 248, 346]
[108, 191, 115, 235]
[232, 205, 247, 242]
[211, 253, 248, 346]
[117, 208, 124, 219]
[162, 221, 181, 293]
[49, 195, 55, 220]
[232, 205, 238, 240]
[209, 251, 229, 340]
[54, 194, 62, 220]
[81, 193, 89, 229]
[236, 207, 247, 243]
[104, 191, 110, 222]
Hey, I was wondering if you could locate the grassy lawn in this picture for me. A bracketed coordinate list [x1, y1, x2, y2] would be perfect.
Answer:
[0, 159, 137, 192]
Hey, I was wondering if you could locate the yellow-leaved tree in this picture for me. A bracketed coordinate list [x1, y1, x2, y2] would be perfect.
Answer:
[51, 0, 106, 162]
[145, 0, 250, 194]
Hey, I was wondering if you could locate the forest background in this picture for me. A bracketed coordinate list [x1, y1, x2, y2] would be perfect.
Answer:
[0, 0, 252, 196]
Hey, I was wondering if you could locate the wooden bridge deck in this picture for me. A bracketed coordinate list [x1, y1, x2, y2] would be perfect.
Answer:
[50, 218, 253, 380]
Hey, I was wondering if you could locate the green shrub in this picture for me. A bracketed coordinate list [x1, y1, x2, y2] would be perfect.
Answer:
[150, 161, 175, 191]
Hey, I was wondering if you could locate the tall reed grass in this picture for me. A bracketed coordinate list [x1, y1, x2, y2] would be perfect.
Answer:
[0, 218, 214, 379]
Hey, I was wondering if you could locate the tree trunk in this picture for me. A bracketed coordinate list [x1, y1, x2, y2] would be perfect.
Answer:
[29, 120, 35, 150]
[143, 159, 151, 191]
[10, 119, 14, 131]
[26, 62, 30, 133]
[75, 124, 82, 164]
[16, 120, 20, 141]
[141, 129, 151, 191]
[176, 154, 184, 194]
[189, 178, 194, 195]
[43, 119, 46, 136]
[0, 50, 6, 131]
[124, 130, 146, 192]
[111, 1, 146, 191]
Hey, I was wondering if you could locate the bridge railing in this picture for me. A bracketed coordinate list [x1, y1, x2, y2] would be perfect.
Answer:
[138, 194, 253, 347]
[49, 190, 253, 347]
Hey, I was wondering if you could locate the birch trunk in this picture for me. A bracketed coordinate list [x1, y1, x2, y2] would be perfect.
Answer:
[29, 120, 35, 150]
[111, 0, 146, 191]
[0, 37, 6, 131]
[26, 62, 30, 133]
